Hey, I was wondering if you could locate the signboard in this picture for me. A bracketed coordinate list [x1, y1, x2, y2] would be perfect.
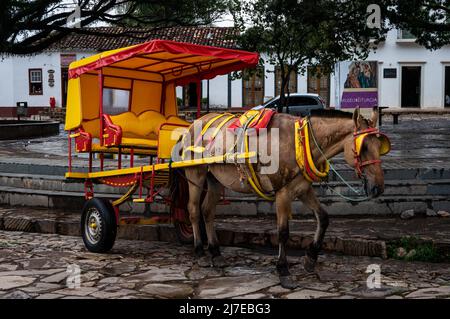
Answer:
[383, 68, 397, 78]
[60, 54, 77, 67]
[340, 61, 378, 108]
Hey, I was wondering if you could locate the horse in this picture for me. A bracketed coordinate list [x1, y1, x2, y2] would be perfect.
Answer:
[178, 107, 389, 289]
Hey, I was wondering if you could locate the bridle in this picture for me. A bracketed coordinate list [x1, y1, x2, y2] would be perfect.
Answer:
[307, 116, 391, 200]
[352, 126, 389, 178]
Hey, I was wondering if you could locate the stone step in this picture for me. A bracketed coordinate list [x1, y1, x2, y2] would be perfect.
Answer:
[0, 173, 449, 199]
[1, 160, 450, 181]
[0, 184, 448, 216]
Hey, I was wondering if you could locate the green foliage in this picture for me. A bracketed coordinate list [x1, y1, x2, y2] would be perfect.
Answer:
[0, 0, 228, 55]
[386, 236, 447, 263]
[121, 0, 228, 27]
[229, 0, 389, 110]
[385, 0, 450, 50]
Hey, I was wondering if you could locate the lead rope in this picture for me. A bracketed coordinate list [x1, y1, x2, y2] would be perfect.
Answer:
[307, 120, 370, 202]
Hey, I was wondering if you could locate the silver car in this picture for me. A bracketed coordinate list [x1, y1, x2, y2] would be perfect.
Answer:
[253, 93, 326, 116]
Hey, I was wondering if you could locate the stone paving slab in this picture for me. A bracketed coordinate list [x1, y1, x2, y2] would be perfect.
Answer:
[0, 230, 449, 299]
[0, 206, 449, 259]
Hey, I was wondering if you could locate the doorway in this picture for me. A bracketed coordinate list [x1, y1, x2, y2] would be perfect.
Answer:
[183, 82, 202, 108]
[401, 66, 421, 107]
[61, 68, 69, 108]
[445, 66, 450, 107]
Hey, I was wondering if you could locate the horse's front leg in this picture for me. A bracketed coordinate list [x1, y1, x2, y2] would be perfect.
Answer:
[275, 188, 298, 289]
[300, 186, 329, 273]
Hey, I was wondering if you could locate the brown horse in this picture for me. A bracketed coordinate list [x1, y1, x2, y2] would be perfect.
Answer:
[180, 107, 388, 289]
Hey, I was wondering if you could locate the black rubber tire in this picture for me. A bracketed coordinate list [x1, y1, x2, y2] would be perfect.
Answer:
[81, 198, 117, 253]
[173, 208, 207, 245]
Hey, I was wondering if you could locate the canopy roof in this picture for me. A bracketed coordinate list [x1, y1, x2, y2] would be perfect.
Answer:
[68, 39, 259, 85]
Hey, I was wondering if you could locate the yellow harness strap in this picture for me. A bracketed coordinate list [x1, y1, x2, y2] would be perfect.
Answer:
[183, 113, 234, 157]
[244, 132, 275, 201]
[295, 118, 330, 182]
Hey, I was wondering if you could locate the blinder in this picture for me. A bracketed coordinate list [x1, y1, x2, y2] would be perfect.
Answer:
[353, 127, 391, 178]
[354, 129, 391, 157]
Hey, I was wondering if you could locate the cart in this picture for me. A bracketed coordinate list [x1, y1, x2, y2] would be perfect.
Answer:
[64, 39, 259, 252]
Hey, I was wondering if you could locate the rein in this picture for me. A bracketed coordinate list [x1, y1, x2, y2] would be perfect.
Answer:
[305, 117, 374, 201]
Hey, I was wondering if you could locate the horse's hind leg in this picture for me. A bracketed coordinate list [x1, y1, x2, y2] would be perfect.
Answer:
[299, 186, 329, 273]
[275, 187, 298, 289]
[185, 166, 208, 258]
[201, 173, 226, 267]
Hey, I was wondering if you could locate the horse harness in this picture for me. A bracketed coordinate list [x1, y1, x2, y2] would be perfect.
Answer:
[182, 110, 391, 201]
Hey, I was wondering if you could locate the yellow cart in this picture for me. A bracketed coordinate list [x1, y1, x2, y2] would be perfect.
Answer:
[65, 39, 258, 252]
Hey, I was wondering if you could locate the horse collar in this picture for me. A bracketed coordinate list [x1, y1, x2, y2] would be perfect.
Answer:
[295, 117, 330, 183]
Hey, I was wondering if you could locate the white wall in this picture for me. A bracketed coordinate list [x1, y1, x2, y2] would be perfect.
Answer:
[11, 52, 61, 107]
[208, 75, 228, 108]
[330, 29, 450, 108]
[0, 50, 96, 110]
[0, 58, 14, 106]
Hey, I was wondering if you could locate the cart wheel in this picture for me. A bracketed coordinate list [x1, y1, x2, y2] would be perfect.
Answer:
[81, 198, 117, 253]
[173, 207, 206, 245]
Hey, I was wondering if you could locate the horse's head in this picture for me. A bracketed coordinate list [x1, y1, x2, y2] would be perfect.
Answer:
[343, 107, 391, 198]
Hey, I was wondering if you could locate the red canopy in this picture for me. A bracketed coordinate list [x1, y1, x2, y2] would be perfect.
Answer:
[68, 39, 259, 85]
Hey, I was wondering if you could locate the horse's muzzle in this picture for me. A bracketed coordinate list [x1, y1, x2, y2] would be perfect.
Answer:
[364, 178, 383, 198]
[370, 185, 383, 198]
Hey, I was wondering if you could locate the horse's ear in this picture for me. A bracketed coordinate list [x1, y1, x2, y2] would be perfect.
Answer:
[352, 107, 361, 129]
[369, 106, 379, 128]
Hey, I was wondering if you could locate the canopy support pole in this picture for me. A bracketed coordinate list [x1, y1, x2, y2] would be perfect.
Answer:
[98, 69, 104, 146]
[196, 80, 201, 119]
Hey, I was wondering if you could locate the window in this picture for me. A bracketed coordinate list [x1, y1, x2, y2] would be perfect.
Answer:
[29, 69, 43, 95]
[242, 67, 264, 108]
[445, 66, 450, 107]
[307, 67, 330, 107]
[275, 66, 297, 96]
[103, 88, 130, 115]
[398, 29, 416, 40]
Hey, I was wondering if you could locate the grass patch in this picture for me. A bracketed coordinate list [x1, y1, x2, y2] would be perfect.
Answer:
[386, 236, 448, 263]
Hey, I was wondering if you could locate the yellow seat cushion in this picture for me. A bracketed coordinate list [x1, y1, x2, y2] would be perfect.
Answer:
[78, 111, 190, 153]
[121, 137, 158, 148]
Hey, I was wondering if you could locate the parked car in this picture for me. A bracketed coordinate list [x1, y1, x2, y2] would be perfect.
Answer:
[253, 93, 326, 116]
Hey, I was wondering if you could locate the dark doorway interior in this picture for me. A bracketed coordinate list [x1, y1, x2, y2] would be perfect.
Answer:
[183, 82, 201, 108]
[445, 66, 450, 107]
[61, 68, 69, 108]
[401, 66, 421, 107]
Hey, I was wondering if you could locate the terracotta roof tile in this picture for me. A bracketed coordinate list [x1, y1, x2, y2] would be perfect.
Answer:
[49, 26, 239, 51]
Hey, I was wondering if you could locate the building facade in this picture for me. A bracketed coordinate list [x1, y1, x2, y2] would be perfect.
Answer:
[1, 27, 449, 117]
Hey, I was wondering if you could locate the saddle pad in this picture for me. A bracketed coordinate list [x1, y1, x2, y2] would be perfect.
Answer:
[228, 109, 276, 133]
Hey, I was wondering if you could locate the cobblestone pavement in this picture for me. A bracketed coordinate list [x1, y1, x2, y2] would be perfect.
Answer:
[0, 231, 449, 299]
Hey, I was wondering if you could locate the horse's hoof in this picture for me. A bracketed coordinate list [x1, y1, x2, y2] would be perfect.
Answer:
[212, 255, 228, 268]
[303, 256, 316, 273]
[197, 256, 212, 267]
[279, 276, 299, 290]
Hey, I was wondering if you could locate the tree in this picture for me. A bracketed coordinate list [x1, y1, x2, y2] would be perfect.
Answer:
[121, 0, 227, 27]
[230, 0, 389, 111]
[385, 0, 450, 49]
[0, 0, 227, 55]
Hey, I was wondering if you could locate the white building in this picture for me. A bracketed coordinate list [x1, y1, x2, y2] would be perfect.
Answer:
[1, 27, 449, 117]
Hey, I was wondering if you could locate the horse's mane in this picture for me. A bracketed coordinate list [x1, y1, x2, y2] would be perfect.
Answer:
[310, 109, 353, 119]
